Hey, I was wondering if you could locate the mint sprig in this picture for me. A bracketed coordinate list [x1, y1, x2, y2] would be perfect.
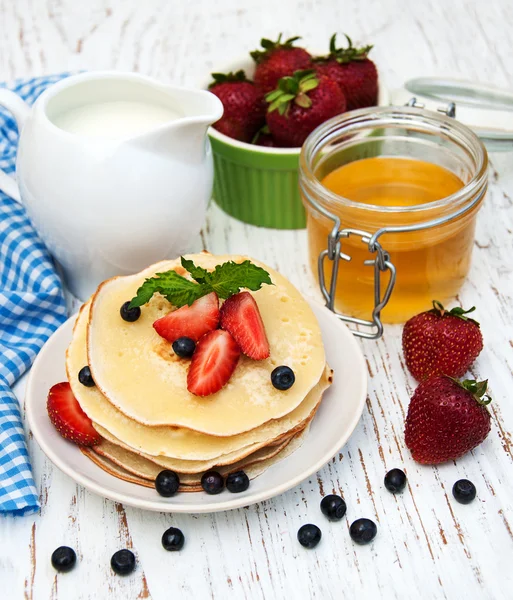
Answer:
[129, 257, 272, 309]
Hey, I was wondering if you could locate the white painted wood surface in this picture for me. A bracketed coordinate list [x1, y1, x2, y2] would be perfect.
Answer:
[1, 1, 513, 598]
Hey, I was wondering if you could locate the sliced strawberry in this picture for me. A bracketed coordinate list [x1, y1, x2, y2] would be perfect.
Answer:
[47, 382, 101, 446]
[187, 330, 240, 396]
[220, 292, 270, 360]
[153, 292, 220, 343]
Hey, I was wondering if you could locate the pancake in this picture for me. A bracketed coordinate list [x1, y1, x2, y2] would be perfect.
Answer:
[81, 426, 309, 492]
[86, 253, 326, 434]
[67, 301, 332, 460]
[93, 422, 297, 474]
[90, 429, 297, 483]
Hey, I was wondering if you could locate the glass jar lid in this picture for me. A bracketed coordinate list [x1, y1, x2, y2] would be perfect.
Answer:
[391, 77, 513, 151]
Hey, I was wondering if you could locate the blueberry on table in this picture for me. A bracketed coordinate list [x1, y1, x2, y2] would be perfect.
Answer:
[226, 470, 250, 493]
[78, 366, 95, 387]
[172, 337, 196, 358]
[384, 469, 407, 494]
[349, 518, 377, 545]
[320, 494, 347, 521]
[271, 366, 295, 390]
[161, 527, 185, 551]
[51, 546, 77, 572]
[201, 471, 224, 495]
[111, 549, 136, 575]
[120, 301, 141, 322]
[452, 479, 476, 504]
[297, 524, 322, 549]
[155, 470, 180, 497]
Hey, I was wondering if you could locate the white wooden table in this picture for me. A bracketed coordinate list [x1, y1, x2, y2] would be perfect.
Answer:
[1, 1, 513, 598]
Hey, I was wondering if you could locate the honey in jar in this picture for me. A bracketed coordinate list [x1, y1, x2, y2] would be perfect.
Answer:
[300, 107, 488, 327]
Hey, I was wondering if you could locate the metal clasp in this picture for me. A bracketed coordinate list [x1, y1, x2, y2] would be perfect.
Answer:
[407, 96, 456, 118]
[318, 228, 396, 339]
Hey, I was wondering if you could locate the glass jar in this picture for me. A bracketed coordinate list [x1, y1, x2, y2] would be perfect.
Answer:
[299, 106, 488, 337]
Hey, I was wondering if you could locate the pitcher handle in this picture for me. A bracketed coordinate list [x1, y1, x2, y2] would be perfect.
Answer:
[0, 88, 31, 204]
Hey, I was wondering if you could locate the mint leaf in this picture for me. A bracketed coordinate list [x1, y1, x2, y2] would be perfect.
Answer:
[129, 271, 206, 308]
[181, 256, 210, 284]
[129, 258, 272, 309]
[128, 278, 161, 308]
[208, 260, 272, 299]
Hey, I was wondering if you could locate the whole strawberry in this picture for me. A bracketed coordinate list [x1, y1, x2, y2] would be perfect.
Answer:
[265, 70, 347, 147]
[402, 301, 483, 381]
[314, 33, 378, 111]
[405, 376, 491, 464]
[251, 34, 312, 95]
[209, 70, 266, 142]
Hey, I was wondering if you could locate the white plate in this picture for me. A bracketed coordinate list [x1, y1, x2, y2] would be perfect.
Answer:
[26, 299, 367, 513]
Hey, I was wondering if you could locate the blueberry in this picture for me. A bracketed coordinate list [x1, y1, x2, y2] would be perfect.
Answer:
[297, 524, 322, 549]
[51, 546, 76, 573]
[172, 337, 196, 359]
[110, 549, 136, 576]
[120, 301, 141, 322]
[320, 494, 347, 521]
[78, 366, 95, 387]
[384, 469, 407, 494]
[226, 470, 250, 493]
[155, 470, 180, 497]
[452, 479, 476, 504]
[201, 471, 224, 495]
[349, 518, 377, 545]
[161, 526, 185, 551]
[271, 366, 295, 391]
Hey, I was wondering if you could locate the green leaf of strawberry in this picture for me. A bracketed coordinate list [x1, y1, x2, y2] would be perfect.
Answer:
[265, 70, 319, 116]
[455, 378, 492, 405]
[431, 300, 478, 324]
[250, 33, 303, 62]
[208, 70, 249, 88]
[327, 32, 373, 64]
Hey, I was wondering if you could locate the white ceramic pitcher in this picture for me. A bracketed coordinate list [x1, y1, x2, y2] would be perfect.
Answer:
[0, 71, 223, 300]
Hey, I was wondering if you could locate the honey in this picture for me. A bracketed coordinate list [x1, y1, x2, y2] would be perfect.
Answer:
[308, 157, 473, 323]
[300, 107, 488, 329]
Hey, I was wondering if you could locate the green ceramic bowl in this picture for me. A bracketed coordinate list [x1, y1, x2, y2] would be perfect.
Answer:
[206, 57, 388, 229]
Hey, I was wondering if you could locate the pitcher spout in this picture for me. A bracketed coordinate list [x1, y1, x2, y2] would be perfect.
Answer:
[130, 87, 223, 164]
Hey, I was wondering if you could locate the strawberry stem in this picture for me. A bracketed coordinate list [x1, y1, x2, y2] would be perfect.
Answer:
[452, 378, 492, 406]
[431, 300, 479, 325]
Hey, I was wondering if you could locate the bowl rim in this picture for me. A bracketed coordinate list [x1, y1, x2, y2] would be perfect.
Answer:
[203, 52, 389, 156]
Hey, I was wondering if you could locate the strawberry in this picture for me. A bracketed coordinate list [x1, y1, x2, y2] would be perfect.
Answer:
[404, 376, 491, 464]
[209, 71, 266, 142]
[250, 34, 312, 94]
[187, 330, 240, 396]
[314, 34, 378, 111]
[265, 70, 346, 147]
[153, 292, 220, 343]
[47, 382, 101, 446]
[220, 291, 270, 360]
[252, 125, 277, 147]
[402, 301, 484, 381]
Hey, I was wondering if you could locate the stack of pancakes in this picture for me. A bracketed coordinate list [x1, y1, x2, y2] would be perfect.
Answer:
[66, 254, 332, 492]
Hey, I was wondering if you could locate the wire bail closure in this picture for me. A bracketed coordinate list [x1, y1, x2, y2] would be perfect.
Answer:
[318, 222, 396, 339]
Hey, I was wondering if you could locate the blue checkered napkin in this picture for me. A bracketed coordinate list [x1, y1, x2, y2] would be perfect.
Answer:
[0, 75, 69, 515]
